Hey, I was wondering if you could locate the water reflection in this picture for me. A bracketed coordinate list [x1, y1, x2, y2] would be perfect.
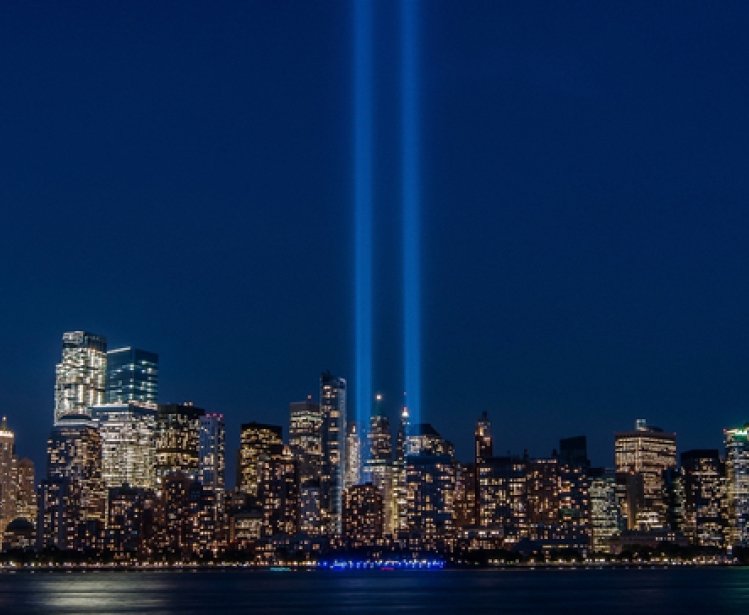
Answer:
[0, 568, 748, 614]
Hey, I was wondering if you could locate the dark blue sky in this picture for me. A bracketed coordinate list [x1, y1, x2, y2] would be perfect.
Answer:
[2, 1, 749, 476]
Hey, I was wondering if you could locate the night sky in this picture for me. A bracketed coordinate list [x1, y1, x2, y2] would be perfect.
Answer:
[2, 2, 749, 480]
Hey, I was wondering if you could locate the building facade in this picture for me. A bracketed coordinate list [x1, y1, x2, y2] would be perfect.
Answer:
[105, 347, 159, 404]
[54, 331, 107, 422]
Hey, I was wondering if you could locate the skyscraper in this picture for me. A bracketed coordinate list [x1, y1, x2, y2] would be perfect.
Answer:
[155, 403, 204, 485]
[320, 371, 347, 536]
[343, 483, 384, 548]
[406, 424, 456, 551]
[588, 467, 620, 553]
[91, 403, 157, 490]
[238, 422, 283, 500]
[681, 449, 725, 548]
[199, 412, 226, 550]
[615, 419, 677, 530]
[54, 331, 107, 422]
[289, 396, 323, 487]
[40, 414, 105, 551]
[105, 347, 159, 404]
[725, 425, 749, 548]
[0, 417, 16, 537]
[345, 422, 362, 489]
[363, 400, 394, 533]
[474, 412, 492, 526]
[14, 457, 37, 525]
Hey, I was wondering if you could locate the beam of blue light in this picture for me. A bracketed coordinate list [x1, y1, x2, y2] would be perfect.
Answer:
[354, 0, 373, 443]
[402, 0, 421, 432]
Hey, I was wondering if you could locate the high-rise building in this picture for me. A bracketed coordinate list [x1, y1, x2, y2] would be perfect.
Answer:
[238, 422, 283, 500]
[259, 444, 298, 538]
[474, 412, 492, 526]
[363, 404, 394, 534]
[157, 472, 203, 559]
[40, 414, 105, 551]
[0, 417, 16, 536]
[526, 457, 560, 540]
[588, 467, 620, 553]
[289, 396, 323, 487]
[394, 405, 410, 532]
[405, 450, 456, 552]
[345, 422, 362, 489]
[559, 436, 590, 469]
[725, 425, 749, 547]
[199, 413, 226, 496]
[105, 347, 159, 404]
[54, 331, 107, 422]
[155, 403, 204, 485]
[199, 412, 226, 552]
[343, 483, 384, 548]
[320, 371, 347, 536]
[14, 457, 37, 525]
[105, 485, 157, 560]
[477, 455, 528, 543]
[681, 449, 725, 548]
[91, 403, 157, 490]
[615, 419, 677, 530]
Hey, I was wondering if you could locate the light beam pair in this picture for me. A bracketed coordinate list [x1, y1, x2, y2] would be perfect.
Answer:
[354, 1, 421, 436]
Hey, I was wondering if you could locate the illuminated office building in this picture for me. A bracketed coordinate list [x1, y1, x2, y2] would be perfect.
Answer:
[289, 396, 323, 486]
[14, 457, 37, 525]
[238, 422, 283, 500]
[343, 483, 383, 548]
[54, 331, 107, 422]
[473, 412, 492, 526]
[363, 406, 394, 533]
[199, 413, 225, 495]
[680, 449, 725, 548]
[259, 444, 298, 538]
[477, 455, 528, 544]
[105, 347, 159, 404]
[0, 418, 16, 536]
[725, 425, 749, 547]
[404, 425, 457, 552]
[405, 451, 456, 552]
[526, 457, 560, 540]
[588, 467, 620, 553]
[393, 405, 410, 532]
[105, 486, 157, 559]
[615, 419, 677, 530]
[320, 371, 347, 536]
[199, 413, 226, 552]
[345, 422, 362, 489]
[91, 403, 157, 490]
[558, 437, 591, 547]
[155, 403, 204, 485]
[158, 472, 203, 559]
[40, 414, 105, 551]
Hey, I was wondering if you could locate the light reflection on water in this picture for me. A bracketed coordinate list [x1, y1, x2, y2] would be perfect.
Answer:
[0, 568, 748, 614]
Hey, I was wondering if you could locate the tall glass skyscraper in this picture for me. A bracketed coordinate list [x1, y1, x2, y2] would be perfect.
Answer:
[320, 371, 347, 536]
[725, 425, 749, 547]
[54, 331, 107, 422]
[105, 347, 158, 404]
[90, 403, 157, 490]
[0, 417, 16, 537]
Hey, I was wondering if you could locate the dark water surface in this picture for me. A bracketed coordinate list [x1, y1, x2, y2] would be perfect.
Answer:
[1, 568, 748, 614]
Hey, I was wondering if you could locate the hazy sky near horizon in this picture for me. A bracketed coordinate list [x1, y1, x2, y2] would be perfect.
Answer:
[2, 1, 749, 477]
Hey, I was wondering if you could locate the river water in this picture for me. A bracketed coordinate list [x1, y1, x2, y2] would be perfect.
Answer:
[0, 567, 748, 613]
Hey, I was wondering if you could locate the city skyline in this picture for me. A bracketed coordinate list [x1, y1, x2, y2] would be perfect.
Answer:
[2, 2, 749, 536]
[3, 331, 749, 563]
